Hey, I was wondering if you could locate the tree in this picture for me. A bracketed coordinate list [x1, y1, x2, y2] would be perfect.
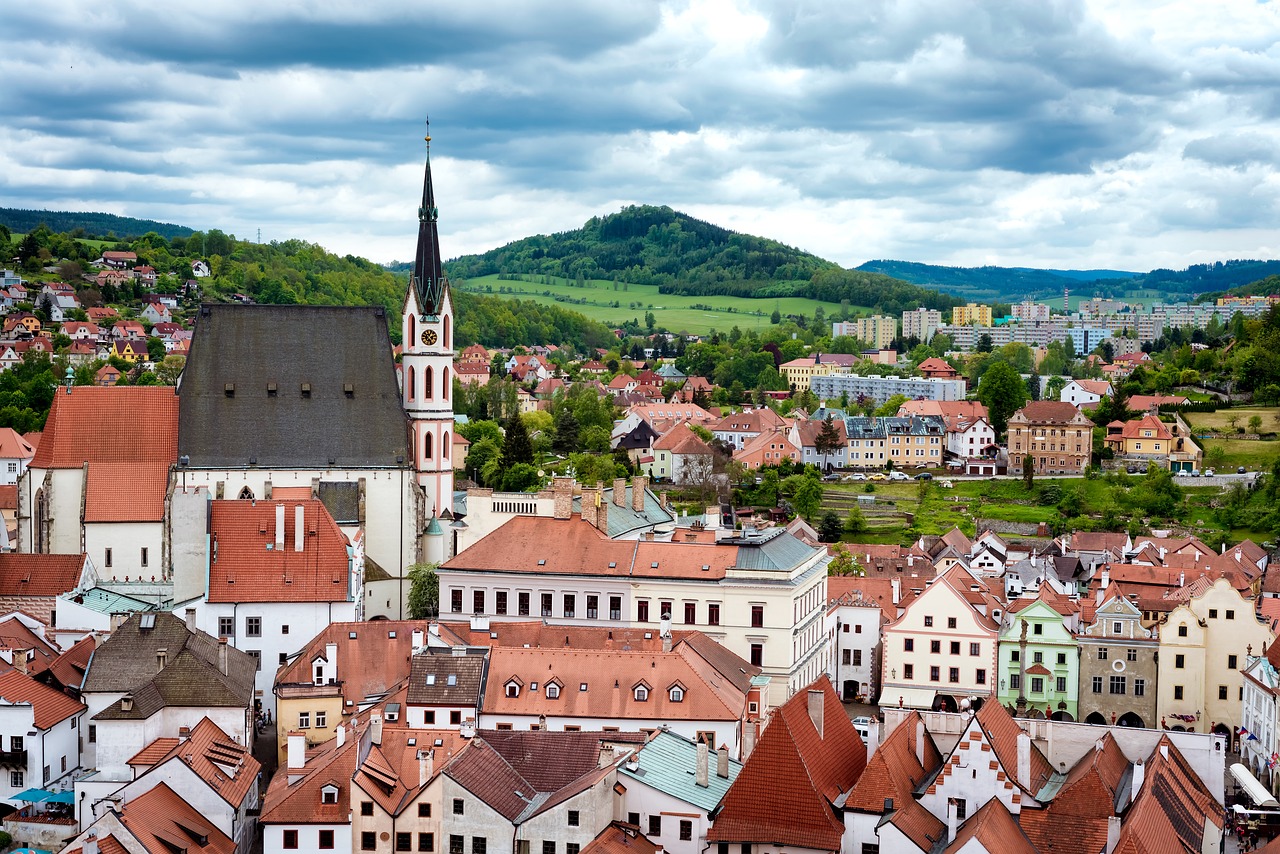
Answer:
[1249, 415, 1263, 435]
[551, 407, 580, 456]
[644, 311, 656, 332]
[977, 360, 1028, 436]
[976, 334, 993, 353]
[874, 394, 909, 417]
[813, 417, 842, 469]
[827, 543, 859, 576]
[818, 511, 843, 543]
[406, 563, 440, 619]
[154, 355, 185, 385]
[501, 413, 535, 467]
[792, 471, 823, 520]
[770, 308, 781, 324]
[1023, 454, 1035, 490]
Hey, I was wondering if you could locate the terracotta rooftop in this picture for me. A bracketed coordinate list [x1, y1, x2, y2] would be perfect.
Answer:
[354, 727, 468, 817]
[0, 553, 85, 597]
[652, 422, 714, 455]
[148, 716, 261, 807]
[261, 722, 359, 826]
[945, 796, 1037, 853]
[45, 634, 96, 693]
[1011, 401, 1093, 425]
[66, 782, 234, 854]
[844, 710, 942, 814]
[0, 667, 85, 729]
[1110, 736, 1223, 854]
[708, 676, 865, 850]
[206, 499, 351, 603]
[1019, 731, 1131, 853]
[974, 699, 1056, 796]
[582, 822, 662, 854]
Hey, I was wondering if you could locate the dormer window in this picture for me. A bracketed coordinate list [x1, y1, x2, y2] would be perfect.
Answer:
[505, 681, 520, 698]
[321, 784, 339, 805]
[546, 682, 561, 699]
[633, 684, 650, 702]
[669, 685, 685, 703]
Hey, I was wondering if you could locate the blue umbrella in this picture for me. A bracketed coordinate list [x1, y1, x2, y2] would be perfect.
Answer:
[11, 789, 49, 802]
[43, 791, 73, 804]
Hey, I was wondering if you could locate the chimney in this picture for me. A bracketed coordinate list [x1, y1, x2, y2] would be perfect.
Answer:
[287, 733, 306, 769]
[184, 607, 196, 632]
[218, 638, 228, 675]
[325, 642, 338, 680]
[1100, 566, 1110, 589]
[275, 502, 285, 550]
[581, 487, 599, 528]
[1178, 571, 1184, 587]
[865, 718, 879, 756]
[632, 477, 648, 511]
[946, 798, 958, 842]
[716, 745, 729, 778]
[743, 720, 757, 758]
[295, 504, 305, 552]
[1017, 731, 1032, 791]
[156, 647, 167, 670]
[1160, 742, 1168, 759]
[178, 726, 191, 741]
[552, 477, 574, 520]
[1130, 758, 1144, 802]
[613, 478, 627, 506]
[916, 718, 926, 768]
[121, 693, 133, 712]
[891, 577, 901, 605]
[412, 629, 425, 652]
[643, 531, 655, 542]
[1105, 815, 1122, 853]
[597, 493, 609, 532]
[83, 834, 98, 854]
[370, 711, 383, 746]
[336, 724, 346, 748]
[807, 689, 824, 738]
[695, 741, 709, 788]
[110, 613, 128, 632]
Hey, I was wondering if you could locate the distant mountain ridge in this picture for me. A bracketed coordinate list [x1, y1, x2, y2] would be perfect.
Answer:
[0, 208, 195, 241]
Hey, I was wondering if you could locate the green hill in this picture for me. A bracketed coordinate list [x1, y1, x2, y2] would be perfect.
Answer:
[0, 208, 195, 241]
[444, 205, 962, 316]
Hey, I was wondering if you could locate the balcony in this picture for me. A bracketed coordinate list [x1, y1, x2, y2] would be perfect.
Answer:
[0, 749, 27, 768]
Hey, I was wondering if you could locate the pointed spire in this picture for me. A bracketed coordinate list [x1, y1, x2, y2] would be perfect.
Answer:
[412, 118, 447, 318]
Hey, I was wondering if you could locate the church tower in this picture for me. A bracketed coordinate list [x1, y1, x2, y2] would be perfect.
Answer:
[402, 123, 455, 523]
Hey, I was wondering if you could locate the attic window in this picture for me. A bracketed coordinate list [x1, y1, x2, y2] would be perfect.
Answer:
[321, 784, 339, 805]
[388, 631, 396, 638]
[301, 383, 312, 398]
[580, 682, 588, 692]
[669, 686, 684, 702]
[546, 683, 561, 699]
[267, 383, 277, 396]
[651, 562, 659, 569]
[426, 674, 436, 685]
[633, 685, 649, 702]
[447, 674, 457, 686]
[608, 562, 617, 569]
[505, 681, 520, 698]
[538, 560, 546, 566]
[139, 614, 156, 630]
[702, 565, 710, 571]
[224, 383, 235, 397]
[349, 631, 357, 639]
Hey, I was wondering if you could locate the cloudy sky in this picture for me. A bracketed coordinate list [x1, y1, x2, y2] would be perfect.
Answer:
[4, 0, 1280, 271]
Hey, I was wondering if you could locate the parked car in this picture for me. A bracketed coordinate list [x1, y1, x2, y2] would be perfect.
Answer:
[823, 473, 840, 482]
[1126, 465, 1139, 474]
[869, 473, 887, 481]
[888, 471, 911, 481]
[915, 472, 933, 480]
[852, 716, 873, 740]
[1239, 466, 1248, 474]
[1204, 468, 1215, 477]
[848, 473, 867, 481]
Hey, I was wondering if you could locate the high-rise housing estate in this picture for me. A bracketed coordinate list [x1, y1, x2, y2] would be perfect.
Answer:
[855, 315, 897, 349]
[1012, 301, 1051, 321]
[952, 303, 993, 326]
[901, 308, 942, 342]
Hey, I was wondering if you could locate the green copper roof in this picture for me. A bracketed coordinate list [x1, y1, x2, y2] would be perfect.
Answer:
[619, 730, 741, 812]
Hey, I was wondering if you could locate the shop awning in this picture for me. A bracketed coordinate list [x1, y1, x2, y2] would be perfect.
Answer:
[880, 687, 937, 710]
[1231, 763, 1279, 809]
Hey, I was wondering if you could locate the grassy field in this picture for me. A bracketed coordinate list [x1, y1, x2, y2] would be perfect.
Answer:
[1183, 407, 1280, 471]
[456, 274, 869, 336]
[1185, 406, 1280, 433]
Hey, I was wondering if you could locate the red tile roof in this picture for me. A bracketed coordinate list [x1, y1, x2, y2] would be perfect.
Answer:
[974, 699, 1055, 796]
[206, 500, 350, 603]
[582, 822, 662, 854]
[261, 724, 359, 826]
[32, 387, 178, 469]
[1119, 414, 1173, 441]
[354, 728, 468, 816]
[1111, 736, 1223, 854]
[708, 676, 865, 850]
[119, 781, 235, 854]
[844, 710, 942, 814]
[1011, 401, 1094, 425]
[149, 716, 261, 807]
[0, 616, 60, 675]
[46, 634, 96, 692]
[652, 422, 714, 455]
[0, 667, 85, 729]
[128, 737, 181, 767]
[945, 796, 1037, 853]
[1019, 731, 1130, 853]
[85, 461, 172, 522]
[0, 553, 85, 596]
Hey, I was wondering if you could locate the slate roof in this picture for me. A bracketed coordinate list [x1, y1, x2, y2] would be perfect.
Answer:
[178, 304, 409, 468]
[407, 648, 487, 706]
[83, 612, 256, 714]
[708, 676, 866, 850]
[206, 499, 350, 604]
[619, 729, 741, 811]
[0, 553, 85, 597]
[0, 667, 85, 729]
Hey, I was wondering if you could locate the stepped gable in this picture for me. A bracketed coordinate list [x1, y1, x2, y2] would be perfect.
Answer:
[974, 699, 1056, 796]
[708, 676, 865, 850]
[178, 304, 407, 468]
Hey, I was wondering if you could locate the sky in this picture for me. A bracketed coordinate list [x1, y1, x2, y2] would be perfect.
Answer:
[4, 0, 1280, 271]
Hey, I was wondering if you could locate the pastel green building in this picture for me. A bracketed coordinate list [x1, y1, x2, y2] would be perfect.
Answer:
[997, 594, 1080, 721]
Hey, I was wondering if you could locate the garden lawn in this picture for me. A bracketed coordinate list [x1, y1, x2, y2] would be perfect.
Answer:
[1185, 406, 1280, 433]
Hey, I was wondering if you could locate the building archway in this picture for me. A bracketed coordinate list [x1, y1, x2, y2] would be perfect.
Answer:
[842, 680, 858, 702]
[1117, 712, 1145, 728]
[935, 695, 959, 713]
[1050, 710, 1075, 722]
[1085, 712, 1107, 726]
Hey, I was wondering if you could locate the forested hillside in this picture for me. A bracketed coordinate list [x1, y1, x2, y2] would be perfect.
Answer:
[444, 205, 962, 314]
[0, 208, 195, 241]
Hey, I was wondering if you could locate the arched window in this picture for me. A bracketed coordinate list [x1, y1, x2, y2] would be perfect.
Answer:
[425, 366, 434, 399]
[424, 432, 434, 460]
[443, 431, 450, 459]
[34, 489, 47, 554]
[443, 367, 450, 400]
[444, 315, 451, 350]
[408, 314, 416, 346]
[407, 366, 415, 401]
[238, 486, 254, 500]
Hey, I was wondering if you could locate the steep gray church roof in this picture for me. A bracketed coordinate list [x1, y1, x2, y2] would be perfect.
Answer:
[178, 304, 409, 468]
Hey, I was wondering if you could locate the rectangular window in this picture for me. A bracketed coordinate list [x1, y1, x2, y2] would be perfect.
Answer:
[453, 798, 464, 815]
[970, 643, 981, 656]
[750, 644, 763, 667]
[1174, 685, 1184, 700]
[451, 837, 465, 854]
[541, 594, 553, 617]
[904, 638, 914, 652]
[286, 831, 301, 850]
[1134, 678, 1145, 697]
[563, 594, 575, 618]
[679, 820, 693, 841]
[566, 847, 579, 854]
[1220, 685, 1229, 700]
[587, 595, 599, 619]
[1092, 676, 1102, 693]
[648, 815, 662, 836]
[1010, 674, 1021, 690]
[684, 602, 696, 625]
[319, 830, 335, 850]
[1031, 677, 1044, 693]
[1175, 654, 1185, 669]
[1126, 648, 1137, 662]
[948, 617, 957, 629]
[496, 591, 508, 615]
[949, 667, 960, 683]
[246, 616, 262, 637]
[518, 592, 530, 616]
[629, 813, 640, 827]
[8, 772, 19, 788]
[1227, 610, 1236, 620]
[930, 640, 941, 654]
[472, 838, 487, 854]
[298, 712, 310, 729]
[637, 600, 650, 622]
[543, 844, 555, 854]
[1209, 609, 1218, 619]
[853, 649, 862, 666]
[1098, 647, 1108, 660]
[473, 591, 485, 614]
[397, 834, 412, 852]
[1229, 655, 1239, 669]
[1056, 677, 1067, 693]
[976, 669, 986, 685]
[315, 711, 326, 728]
[610, 596, 622, 621]
[1033, 651, 1043, 664]
[904, 663, 914, 680]
[568, 811, 580, 827]
[751, 605, 764, 627]
[248, 650, 261, 671]
[1110, 676, 1126, 695]
[419, 803, 431, 818]
[88, 725, 95, 744]
[842, 649, 851, 665]
[950, 642, 960, 655]
[140, 547, 149, 567]
[420, 834, 435, 852]
[930, 666, 940, 682]
[361, 801, 374, 817]
[218, 616, 233, 637]
[360, 832, 375, 851]
[104, 548, 112, 568]
[924, 616, 934, 627]
[451, 590, 463, 613]
[707, 602, 720, 625]
[1178, 624, 1188, 637]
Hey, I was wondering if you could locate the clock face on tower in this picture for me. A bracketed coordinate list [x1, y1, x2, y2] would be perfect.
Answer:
[421, 329, 438, 346]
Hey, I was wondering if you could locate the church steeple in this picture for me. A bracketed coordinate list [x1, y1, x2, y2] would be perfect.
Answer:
[412, 119, 447, 318]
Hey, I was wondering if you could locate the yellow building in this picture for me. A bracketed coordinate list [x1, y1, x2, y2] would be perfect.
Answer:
[780, 357, 821, 390]
[855, 315, 898, 349]
[1156, 577, 1272, 738]
[952, 303, 993, 327]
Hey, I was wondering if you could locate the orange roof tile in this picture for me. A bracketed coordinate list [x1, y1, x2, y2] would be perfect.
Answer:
[120, 782, 235, 854]
[582, 822, 662, 854]
[0, 668, 85, 729]
[945, 796, 1037, 853]
[353, 728, 468, 817]
[206, 500, 350, 603]
[708, 677, 865, 849]
[262, 724, 359, 826]
[1111, 736, 1223, 854]
[149, 717, 261, 807]
[0, 553, 85, 596]
[46, 634, 96, 692]
[844, 710, 942, 814]
[128, 737, 181, 767]
[0, 428, 34, 460]
[974, 699, 1055, 796]
[31, 387, 178, 472]
[85, 461, 172, 522]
